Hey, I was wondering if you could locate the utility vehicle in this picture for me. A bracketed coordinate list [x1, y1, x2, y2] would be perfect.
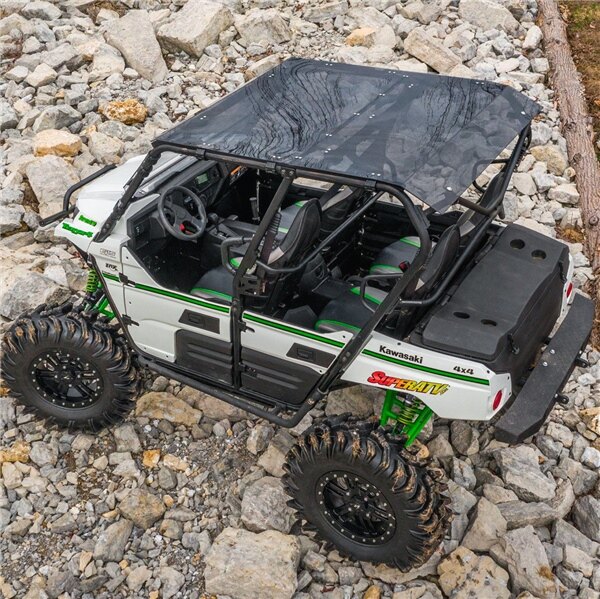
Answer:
[2, 59, 594, 570]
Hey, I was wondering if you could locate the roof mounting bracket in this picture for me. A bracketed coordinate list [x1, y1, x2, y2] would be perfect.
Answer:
[365, 179, 377, 190]
[265, 162, 277, 173]
[195, 149, 206, 160]
[280, 167, 296, 178]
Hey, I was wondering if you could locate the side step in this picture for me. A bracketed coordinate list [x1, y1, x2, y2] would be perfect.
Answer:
[495, 293, 594, 444]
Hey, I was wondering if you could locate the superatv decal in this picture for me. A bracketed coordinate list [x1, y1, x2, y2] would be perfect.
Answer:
[368, 371, 449, 395]
[361, 348, 489, 386]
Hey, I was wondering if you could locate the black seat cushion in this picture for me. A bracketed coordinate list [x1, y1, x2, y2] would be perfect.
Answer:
[315, 286, 387, 334]
[190, 265, 234, 303]
[369, 236, 422, 275]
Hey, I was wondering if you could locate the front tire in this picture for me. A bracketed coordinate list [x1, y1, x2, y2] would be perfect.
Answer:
[283, 415, 451, 571]
[1, 304, 140, 430]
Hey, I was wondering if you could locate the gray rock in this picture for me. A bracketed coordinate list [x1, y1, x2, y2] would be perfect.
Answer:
[93, 519, 133, 562]
[512, 172, 537, 196]
[241, 476, 296, 533]
[25, 155, 79, 218]
[498, 500, 557, 529]
[126, 565, 151, 592]
[502, 526, 562, 598]
[29, 441, 58, 466]
[22, 1, 61, 20]
[89, 44, 125, 82]
[437, 546, 510, 598]
[193, 392, 247, 421]
[458, 0, 519, 33]
[135, 391, 203, 425]
[258, 430, 295, 477]
[495, 445, 556, 502]
[41, 43, 81, 70]
[523, 25, 543, 50]
[447, 479, 477, 515]
[118, 488, 166, 529]
[235, 9, 291, 44]
[325, 386, 374, 419]
[304, 0, 348, 22]
[46, 569, 76, 599]
[581, 447, 600, 469]
[88, 131, 123, 165]
[157, 566, 185, 599]
[182, 530, 212, 553]
[205, 527, 301, 599]
[450, 421, 479, 455]
[572, 496, 600, 543]
[563, 545, 595, 577]
[25, 63, 57, 87]
[158, 0, 234, 58]
[556, 455, 598, 495]
[0, 101, 18, 131]
[462, 497, 507, 551]
[548, 183, 579, 205]
[0, 272, 71, 320]
[553, 519, 600, 556]
[247, 424, 274, 455]
[0, 205, 24, 234]
[404, 29, 461, 74]
[105, 10, 168, 82]
[482, 484, 519, 504]
[112, 423, 141, 453]
[450, 457, 476, 490]
[49, 513, 77, 533]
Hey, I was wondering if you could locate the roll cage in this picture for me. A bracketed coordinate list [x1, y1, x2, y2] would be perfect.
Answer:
[70, 122, 532, 427]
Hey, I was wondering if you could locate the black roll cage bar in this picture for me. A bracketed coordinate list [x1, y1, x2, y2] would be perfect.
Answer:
[85, 124, 530, 408]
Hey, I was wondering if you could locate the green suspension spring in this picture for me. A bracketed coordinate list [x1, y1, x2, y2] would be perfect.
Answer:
[85, 270, 101, 294]
[380, 390, 433, 447]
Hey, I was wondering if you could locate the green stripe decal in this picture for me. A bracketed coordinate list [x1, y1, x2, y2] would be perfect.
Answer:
[244, 313, 345, 348]
[350, 287, 382, 305]
[399, 237, 420, 248]
[369, 264, 403, 273]
[78, 214, 97, 226]
[101, 273, 230, 314]
[315, 319, 361, 333]
[135, 283, 230, 313]
[62, 223, 93, 237]
[190, 287, 233, 302]
[361, 349, 489, 385]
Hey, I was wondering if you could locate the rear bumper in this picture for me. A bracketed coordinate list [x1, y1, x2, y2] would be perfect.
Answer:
[495, 293, 594, 444]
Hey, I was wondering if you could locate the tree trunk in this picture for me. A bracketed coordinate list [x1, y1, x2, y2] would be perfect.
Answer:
[538, 0, 600, 346]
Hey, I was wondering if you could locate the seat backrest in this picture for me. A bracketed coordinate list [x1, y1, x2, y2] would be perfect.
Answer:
[391, 225, 460, 337]
[267, 199, 322, 267]
[413, 224, 460, 297]
[319, 186, 364, 239]
[257, 199, 321, 313]
[457, 171, 506, 237]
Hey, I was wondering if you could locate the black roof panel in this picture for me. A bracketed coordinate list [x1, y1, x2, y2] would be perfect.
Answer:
[155, 58, 540, 211]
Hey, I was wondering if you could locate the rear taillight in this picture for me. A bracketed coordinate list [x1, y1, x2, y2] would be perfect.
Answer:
[492, 390, 503, 411]
[566, 282, 573, 297]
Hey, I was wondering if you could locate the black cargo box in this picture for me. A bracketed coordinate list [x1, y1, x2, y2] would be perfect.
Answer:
[411, 224, 570, 380]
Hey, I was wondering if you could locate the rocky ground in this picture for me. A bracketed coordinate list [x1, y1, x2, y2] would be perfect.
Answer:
[1, 0, 599, 597]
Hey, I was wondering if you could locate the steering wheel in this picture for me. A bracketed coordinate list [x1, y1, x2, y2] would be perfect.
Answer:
[157, 185, 208, 241]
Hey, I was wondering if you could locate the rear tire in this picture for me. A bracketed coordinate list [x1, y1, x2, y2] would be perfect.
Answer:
[1, 304, 140, 430]
[283, 415, 451, 571]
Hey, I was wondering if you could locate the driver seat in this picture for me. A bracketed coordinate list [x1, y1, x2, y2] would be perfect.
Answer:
[191, 200, 322, 305]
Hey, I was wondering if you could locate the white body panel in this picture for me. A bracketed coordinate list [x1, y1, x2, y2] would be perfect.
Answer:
[341, 332, 511, 420]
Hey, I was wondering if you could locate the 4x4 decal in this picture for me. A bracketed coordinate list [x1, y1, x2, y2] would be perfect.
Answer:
[368, 371, 449, 395]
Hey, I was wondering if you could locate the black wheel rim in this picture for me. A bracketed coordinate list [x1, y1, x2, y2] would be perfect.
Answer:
[316, 470, 396, 545]
[30, 349, 104, 408]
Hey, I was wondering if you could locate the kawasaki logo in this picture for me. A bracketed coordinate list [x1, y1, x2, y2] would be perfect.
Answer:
[379, 345, 422, 364]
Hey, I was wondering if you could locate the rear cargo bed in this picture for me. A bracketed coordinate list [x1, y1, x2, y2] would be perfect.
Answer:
[411, 224, 570, 380]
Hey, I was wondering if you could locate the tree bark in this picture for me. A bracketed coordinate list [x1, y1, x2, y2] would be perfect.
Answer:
[538, 0, 600, 345]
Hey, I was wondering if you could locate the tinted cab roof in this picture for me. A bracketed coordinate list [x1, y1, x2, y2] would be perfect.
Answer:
[155, 58, 540, 211]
